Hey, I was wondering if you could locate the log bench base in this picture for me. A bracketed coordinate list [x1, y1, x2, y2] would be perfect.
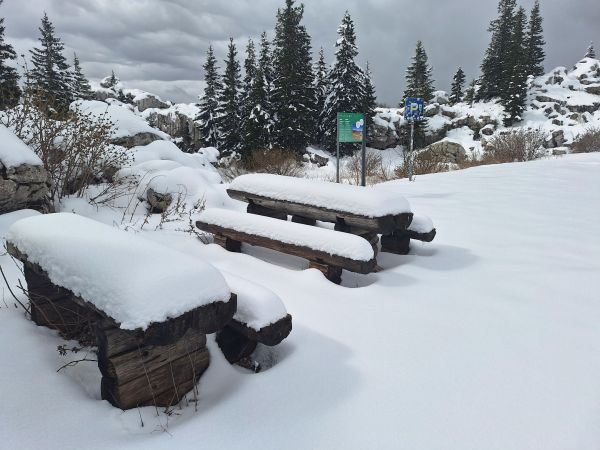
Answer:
[381, 229, 437, 255]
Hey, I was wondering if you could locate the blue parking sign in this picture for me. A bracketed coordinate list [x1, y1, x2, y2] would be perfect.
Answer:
[404, 97, 425, 122]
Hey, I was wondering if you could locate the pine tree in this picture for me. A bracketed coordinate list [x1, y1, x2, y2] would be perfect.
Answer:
[525, 0, 545, 77]
[196, 45, 222, 148]
[450, 67, 466, 105]
[244, 32, 274, 153]
[503, 6, 528, 126]
[478, 0, 517, 100]
[29, 13, 73, 112]
[464, 79, 477, 105]
[0, 0, 20, 109]
[271, 0, 315, 152]
[585, 42, 596, 59]
[321, 12, 367, 155]
[403, 40, 435, 101]
[71, 53, 94, 100]
[218, 38, 243, 156]
[363, 61, 377, 142]
[313, 47, 328, 145]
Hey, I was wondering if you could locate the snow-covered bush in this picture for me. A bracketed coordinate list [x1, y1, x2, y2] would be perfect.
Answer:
[571, 127, 600, 153]
[483, 128, 547, 163]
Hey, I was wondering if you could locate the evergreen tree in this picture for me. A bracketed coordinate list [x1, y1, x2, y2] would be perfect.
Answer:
[525, 0, 545, 77]
[478, 0, 517, 100]
[464, 79, 477, 105]
[585, 42, 596, 59]
[71, 53, 94, 100]
[363, 61, 377, 142]
[313, 47, 328, 145]
[196, 45, 222, 148]
[403, 40, 435, 101]
[449, 67, 466, 105]
[321, 11, 367, 155]
[0, 0, 20, 109]
[242, 39, 257, 96]
[244, 32, 274, 153]
[29, 13, 73, 112]
[218, 38, 243, 156]
[503, 6, 528, 126]
[271, 0, 315, 152]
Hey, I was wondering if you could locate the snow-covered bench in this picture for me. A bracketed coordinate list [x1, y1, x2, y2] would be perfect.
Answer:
[381, 215, 437, 255]
[196, 208, 377, 284]
[6, 213, 236, 410]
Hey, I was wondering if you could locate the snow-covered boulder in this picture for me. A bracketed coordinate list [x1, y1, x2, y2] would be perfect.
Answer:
[0, 126, 51, 214]
[142, 103, 202, 147]
[422, 139, 467, 163]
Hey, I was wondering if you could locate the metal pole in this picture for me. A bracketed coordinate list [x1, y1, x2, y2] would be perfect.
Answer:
[409, 120, 415, 182]
[361, 114, 366, 187]
[336, 113, 340, 183]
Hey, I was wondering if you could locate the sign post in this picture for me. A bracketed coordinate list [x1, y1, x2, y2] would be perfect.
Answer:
[404, 98, 425, 182]
[337, 112, 366, 185]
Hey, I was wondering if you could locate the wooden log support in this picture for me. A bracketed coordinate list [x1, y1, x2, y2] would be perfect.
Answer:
[213, 234, 242, 252]
[291, 215, 317, 226]
[229, 314, 292, 347]
[216, 326, 258, 365]
[308, 261, 343, 284]
[334, 221, 380, 257]
[380, 233, 411, 255]
[247, 201, 287, 221]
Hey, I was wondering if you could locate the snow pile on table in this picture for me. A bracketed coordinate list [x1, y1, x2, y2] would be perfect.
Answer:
[198, 208, 375, 261]
[0, 125, 43, 168]
[407, 215, 434, 234]
[230, 174, 412, 216]
[222, 271, 288, 330]
[6, 213, 231, 330]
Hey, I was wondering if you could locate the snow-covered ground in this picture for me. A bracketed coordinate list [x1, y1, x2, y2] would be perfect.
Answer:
[1, 151, 599, 449]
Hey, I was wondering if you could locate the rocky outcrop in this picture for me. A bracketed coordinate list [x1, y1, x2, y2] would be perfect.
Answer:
[369, 121, 399, 149]
[422, 140, 466, 164]
[110, 132, 165, 149]
[134, 95, 170, 112]
[0, 162, 52, 213]
[146, 188, 172, 213]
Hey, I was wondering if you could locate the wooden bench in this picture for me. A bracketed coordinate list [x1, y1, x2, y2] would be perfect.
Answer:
[6, 213, 237, 410]
[226, 174, 435, 255]
[196, 208, 377, 284]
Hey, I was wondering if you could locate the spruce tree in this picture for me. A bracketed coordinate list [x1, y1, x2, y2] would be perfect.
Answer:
[503, 6, 528, 126]
[196, 45, 222, 148]
[321, 12, 367, 155]
[403, 40, 435, 101]
[71, 53, 94, 100]
[363, 61, 377, 142]
[29, 13, 73, 112]
[271, 0, 315, 152]
[525, 0, 545, 77]
[218, 38, 243, 157]
[478, 0, 517, 100]
[464, 79, 477, 105]
[313, 47, 328, 145]
[450, 67, 466, 105]
[0, 0, 20, 109]
[244, 32, 274, 153]
[585, 42, 596, 59]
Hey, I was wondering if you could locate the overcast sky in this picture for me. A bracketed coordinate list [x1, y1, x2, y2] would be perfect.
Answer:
[2, 0, 598, 104]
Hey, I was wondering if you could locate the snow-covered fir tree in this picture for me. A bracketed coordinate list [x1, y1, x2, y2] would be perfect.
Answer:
[403, 40, 435, 101]
[321, 12, 367, 154]
[71, 53, 94, 100]
[363, 61, 377, 141]
[0, 0, 20, 109]
[585, 42, 596, 59]
[241, 39, 257, 132]
[244, 32, 274, 154]
[313, 47, 328, 145]
[450, 67, 466, 105]
[196, 45, 222, 148]
[29, 13, 73, 112]
[271, 0, 315, 152]
[478, 0, 516, 101]
[503, 6, 528, 126]
[525, 0, 545, 77]
[464, 79, 477, 105]
[218, 38, 243, 157]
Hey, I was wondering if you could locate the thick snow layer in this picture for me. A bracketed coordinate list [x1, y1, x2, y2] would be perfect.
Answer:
[229, 174, 412, 217]
[6, 213, 230, 330]
[140, 102, 200, 121]
[222, 271, 288, 330]
[408, 215, 434, 234]
[72, 100, 169, 140]
[0, 125, 43, 168]
[198, 208, 375, 262]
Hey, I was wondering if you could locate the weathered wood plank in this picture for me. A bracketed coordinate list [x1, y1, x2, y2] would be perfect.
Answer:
[213, 234, 242, 252]
[228, 189, 413, 234]
[308, 261, 343, 284]
[228, 314, 292, 347]
[196, 221, 376, 275]
[291, 215, 317, 226]
[247, 202, 287, 220]
[380, 233, 411, 255]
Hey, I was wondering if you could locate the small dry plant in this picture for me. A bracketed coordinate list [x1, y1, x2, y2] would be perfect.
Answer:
[571, 127, 600, 153]
[483, 128, 547, 163]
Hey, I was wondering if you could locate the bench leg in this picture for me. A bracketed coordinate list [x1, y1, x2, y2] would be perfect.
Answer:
[213, 234, 242, 252]
[291, 215, 317, 226]
[247, 202, 287, 221]
[216, 326, 259, 371]
[380, 232, 411, 255]
[309, 261, 342, 284]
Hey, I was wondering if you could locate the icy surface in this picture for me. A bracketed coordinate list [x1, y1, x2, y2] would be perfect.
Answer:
[198, 208, 375, 262]
[0, 125, 43, 168]
[229, 174, 412, 216]
[6, 213, 230, 330]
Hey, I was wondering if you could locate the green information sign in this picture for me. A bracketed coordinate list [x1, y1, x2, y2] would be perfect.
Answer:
[337, 112, 365, 143]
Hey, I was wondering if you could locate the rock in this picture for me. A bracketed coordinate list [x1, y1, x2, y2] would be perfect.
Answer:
[536, 95, 566, 106]
[0, 163, 52, 214]
[552, 119, 564, 126]
[431, 91, 449, 105]
[422, 140, 466, 164]
[440, 107, 457, 119]
[110, 132, 165, 149]
[480, 124, 495, 136]
[565, 102, 600, 114]
[368, 121, 399, 150]
[552, 148, 568, 156]
[309, 153, 329, 167]
[134, 95, 170, 112]
[424, 104, 441, 117]
[145, 111, 203, 148]
[584, 84, 600, 95]
[546, 130, 566, 148]
[146, 188, 173, 214]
